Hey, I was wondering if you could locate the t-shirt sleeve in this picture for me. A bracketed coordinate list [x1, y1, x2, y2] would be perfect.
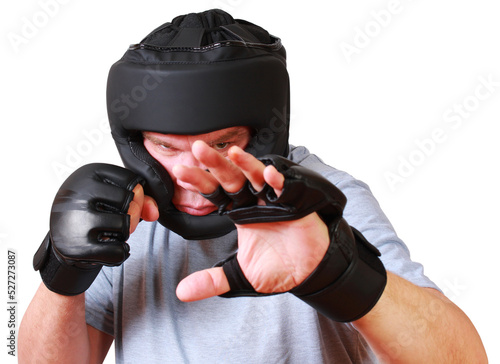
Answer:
[85, 266, 116, 337]
[338, 176, 439, 290]
[291, 146, 440, 291]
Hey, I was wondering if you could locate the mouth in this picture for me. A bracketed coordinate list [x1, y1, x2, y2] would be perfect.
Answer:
[175, 205, 218, 216]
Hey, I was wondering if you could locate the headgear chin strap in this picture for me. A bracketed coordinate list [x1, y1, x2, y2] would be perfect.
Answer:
[107, 9, 290, 240]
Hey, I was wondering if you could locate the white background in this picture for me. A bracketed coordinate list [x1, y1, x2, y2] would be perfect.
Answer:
[1, 0, 499, 363]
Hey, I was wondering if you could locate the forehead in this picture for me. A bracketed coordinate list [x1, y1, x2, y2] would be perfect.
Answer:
[142, 126, 251, 145]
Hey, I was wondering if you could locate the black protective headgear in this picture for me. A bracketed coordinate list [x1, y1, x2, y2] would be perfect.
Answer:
[107, 9, 290, 240]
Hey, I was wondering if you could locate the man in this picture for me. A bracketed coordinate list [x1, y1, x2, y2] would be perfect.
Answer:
[19, 9, 487, 363]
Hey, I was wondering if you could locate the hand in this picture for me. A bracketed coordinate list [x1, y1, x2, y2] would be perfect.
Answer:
[34, 163, 159, 296]
[128, 184, 160, 234]
[173, 142, 330, 302]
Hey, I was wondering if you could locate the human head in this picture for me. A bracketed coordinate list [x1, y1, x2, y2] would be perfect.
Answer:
[142, 126, 252, 216]
[107, 9, 290, 239]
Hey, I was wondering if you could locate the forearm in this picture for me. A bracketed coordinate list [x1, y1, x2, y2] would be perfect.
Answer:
[19, 283, 91, 364]
[353, 272, 487, 363]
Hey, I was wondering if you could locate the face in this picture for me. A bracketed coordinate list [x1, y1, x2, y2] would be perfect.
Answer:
[143, 126, 252, 216]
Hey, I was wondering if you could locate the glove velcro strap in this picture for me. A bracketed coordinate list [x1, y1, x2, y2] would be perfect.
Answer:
[34, 233, 101, 296]
[290, 220, 387, 322]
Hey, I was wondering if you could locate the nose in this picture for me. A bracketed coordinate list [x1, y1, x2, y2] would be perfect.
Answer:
[179, 151, 207, 170]
[176, 178, 200, 193]
[172, 152, 209, 192]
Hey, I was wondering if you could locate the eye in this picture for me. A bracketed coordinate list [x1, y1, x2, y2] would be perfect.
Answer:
[150, 140, 178, 155]
[213, 142, 229, 150]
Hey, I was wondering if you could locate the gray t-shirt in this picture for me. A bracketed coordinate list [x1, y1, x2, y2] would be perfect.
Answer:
[86, 146, 439, 363]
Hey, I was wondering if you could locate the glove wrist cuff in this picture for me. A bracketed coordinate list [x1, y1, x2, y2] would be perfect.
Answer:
[34, 233, 101, 296]
[291, 219, 387, 322]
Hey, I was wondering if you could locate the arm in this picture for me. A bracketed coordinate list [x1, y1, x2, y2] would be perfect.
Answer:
[173, 143, 487, 361]
[19, 284, 113, 364]
[353, 272, 488, 363]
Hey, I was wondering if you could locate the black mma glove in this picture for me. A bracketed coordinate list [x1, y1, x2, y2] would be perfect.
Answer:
[33, 163, 144, 296]
[203, 155, 387, 322]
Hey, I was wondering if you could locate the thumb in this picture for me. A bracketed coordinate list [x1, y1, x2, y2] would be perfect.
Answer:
[176, 267, 230, 302]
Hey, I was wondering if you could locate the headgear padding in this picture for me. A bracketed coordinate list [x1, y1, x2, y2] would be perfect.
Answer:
[107, 9, 290, 239]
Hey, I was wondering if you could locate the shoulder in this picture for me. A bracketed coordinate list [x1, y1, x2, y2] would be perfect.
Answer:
[288, 147, 439, 290]
[288, 145, 371, 194]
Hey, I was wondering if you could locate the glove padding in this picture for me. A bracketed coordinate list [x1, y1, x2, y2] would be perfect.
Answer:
[204, 155, 387, 322]
[33, 163, 144, 296]
[202, 155, 346, 224]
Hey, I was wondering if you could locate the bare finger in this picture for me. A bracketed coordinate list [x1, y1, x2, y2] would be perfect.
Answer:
[176, 267, 230, 302]
[263, 165, 285, 197]
[128, 184, 145, 233]
[191, 140, 247, 193]
[172, 164, 219, 194]
[227, 146, 266, 191]
[142, 195, 159, 222]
